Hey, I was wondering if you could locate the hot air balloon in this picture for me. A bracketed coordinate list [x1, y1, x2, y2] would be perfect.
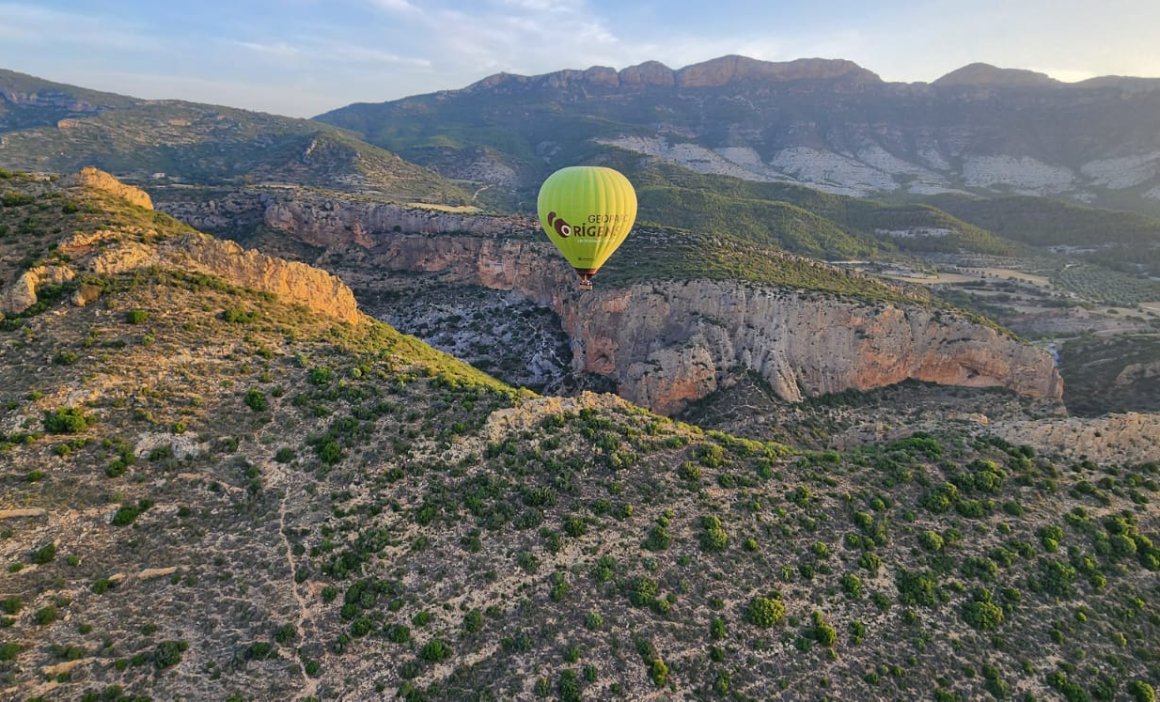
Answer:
[537, 166, 637, 290]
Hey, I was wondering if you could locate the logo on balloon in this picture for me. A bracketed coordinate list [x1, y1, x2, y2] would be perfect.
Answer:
[547, 211, 572, 238]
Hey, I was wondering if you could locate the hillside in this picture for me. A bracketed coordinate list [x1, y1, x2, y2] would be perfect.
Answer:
[926, 194, 1160, 277]
[617, 160, 1019, 260]
[1, 170, 1158, 701]
[0, 69, 469, 203]
[0, 69, 138, 132]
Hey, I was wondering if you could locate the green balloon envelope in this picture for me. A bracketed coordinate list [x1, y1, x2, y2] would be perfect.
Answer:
[536, 166, 637, 287]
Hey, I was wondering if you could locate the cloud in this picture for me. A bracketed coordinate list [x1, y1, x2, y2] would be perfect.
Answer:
[367, 0, 421, 14]
[330, 45, 431, 68]
[0, 2, 162, 51]
[491, 0, 587, 12]
[230, 40, 303, 58]
[229, 37, 430, 69]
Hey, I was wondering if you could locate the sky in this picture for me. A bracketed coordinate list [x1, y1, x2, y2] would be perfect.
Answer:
[2, 0, 1159, 118]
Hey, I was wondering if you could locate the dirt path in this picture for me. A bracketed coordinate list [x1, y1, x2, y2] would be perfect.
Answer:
[266, 458, 319, 701]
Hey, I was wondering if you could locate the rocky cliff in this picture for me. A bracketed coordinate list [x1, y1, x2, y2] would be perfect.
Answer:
[1, 173, 361, 325]
[466, 56, 882, 94]
[261, 199, 1063, 414]
[64, 166, 154, 209]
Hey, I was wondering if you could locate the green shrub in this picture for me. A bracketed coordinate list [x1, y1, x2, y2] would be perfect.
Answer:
[1033, 559, 1078, 597]
[463, 609, 483, 634]
[52, 350, 78, 366]
[701, 515, 729, 552]
[922, 482, 959, 513]
[628, 577, 658, 607]
[811, 610, 837, 647]
[549, 572, 569, 602]
[316, 440, 342, 465]
[34, 605, 59, 625]
[747, 596, 785, 628]
[896, 569, 940, 607]
[920, 530, 945, 552]
[0, 643, 23, 661]
[962, 590, 1004, 630]
[31, 542, 56, 565]
[643, 523, 671, 551]
[419, 639, 451, 662]
[386, 624, 410, 644]
[111, 500, 153, 527]
[221, 308, 257, 324]
[244, 389, 268, 412]
[44, 407, 90, 433]
[274, 624, 296, 644]
[649, 658, 669, 687]
[125, 309, 148, 324]
[152, 640, 188, 668]
[1129, 681, 1156, 702]
[557, 669, 581, 702]
[841, 573, 863, 599]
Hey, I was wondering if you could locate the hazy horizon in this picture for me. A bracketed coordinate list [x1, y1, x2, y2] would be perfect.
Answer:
[2, 0, 1159, 117]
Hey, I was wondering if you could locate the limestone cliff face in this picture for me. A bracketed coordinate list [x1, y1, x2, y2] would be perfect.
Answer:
[64, 166, 154, 210]
[165, 235, 360, 324]
[561, 281, 1061, 414]
[262, 202, 1063, 414]
[262, 199, 521, 248]
[675, 56, 880, 88]
[1, 172, 360, 325]
[465, 56, 882, 94]
[2, 228, 361, 324]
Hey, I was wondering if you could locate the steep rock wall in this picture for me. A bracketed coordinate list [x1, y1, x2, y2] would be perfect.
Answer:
[262, 199, 526, 247]
[263, 206, 1063, 414]
[6, 229, 362, 325]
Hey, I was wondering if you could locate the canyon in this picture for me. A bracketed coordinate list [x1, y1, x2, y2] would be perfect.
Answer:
[157, 192, 1065, 415]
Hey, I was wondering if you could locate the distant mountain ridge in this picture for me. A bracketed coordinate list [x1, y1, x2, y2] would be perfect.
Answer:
[317, 55, 1160, 214]
[0, 69, 468, 203]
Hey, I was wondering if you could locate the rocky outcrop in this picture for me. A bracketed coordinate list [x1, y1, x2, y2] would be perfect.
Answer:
[263, 203, 1063, 414]
[64, 166, 153, 210]
[155, 190, 268, 234]
[932, 63, 1059, 88]
[1, 172, 360, 324]
[466, 56, 882, 94]
[168, 235, 360, 324]
[262, 199, 524, 248]
[676, 56, 880, 88]
[0, 265, 75, 315]
[618, 61, 676, 88]
[562, 281, 1061, 414]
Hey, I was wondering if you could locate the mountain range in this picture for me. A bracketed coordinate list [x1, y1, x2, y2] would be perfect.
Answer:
[317, 55, 1160, 216]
